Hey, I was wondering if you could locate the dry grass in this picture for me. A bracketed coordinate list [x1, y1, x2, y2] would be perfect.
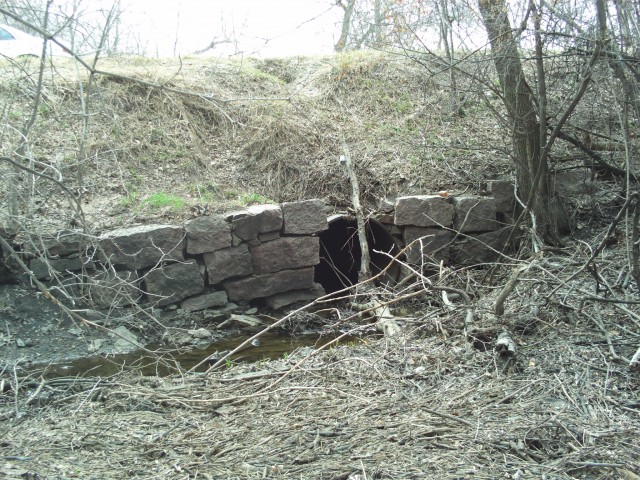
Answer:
[2, 308, 638, 479]
[1, 52, 511, 232]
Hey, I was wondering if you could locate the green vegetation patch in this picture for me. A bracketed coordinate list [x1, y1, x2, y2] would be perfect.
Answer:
[142, 192, 185, 210]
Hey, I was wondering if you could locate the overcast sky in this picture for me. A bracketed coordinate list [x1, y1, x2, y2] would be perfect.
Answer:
[119, 0, 340, 57]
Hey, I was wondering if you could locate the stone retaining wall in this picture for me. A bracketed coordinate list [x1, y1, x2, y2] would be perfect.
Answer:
[5, 181, 516, 311]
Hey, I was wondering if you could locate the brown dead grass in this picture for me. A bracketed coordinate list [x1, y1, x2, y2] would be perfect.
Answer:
[1, 51, 512, 232]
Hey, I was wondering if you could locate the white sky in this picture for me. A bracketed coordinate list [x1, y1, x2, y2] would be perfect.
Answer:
[119, 0, 340, 57]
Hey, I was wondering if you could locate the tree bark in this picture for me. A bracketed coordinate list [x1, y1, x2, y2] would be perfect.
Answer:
[335, 0, 356, 51]
[477, 0, 558, 242]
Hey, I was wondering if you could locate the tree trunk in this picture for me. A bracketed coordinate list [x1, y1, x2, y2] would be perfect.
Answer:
[335, 0, 356, 51]
[477, 0, 558, 242]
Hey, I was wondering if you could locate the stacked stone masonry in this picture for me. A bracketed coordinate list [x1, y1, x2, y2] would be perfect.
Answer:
[12, 183, 516, 312]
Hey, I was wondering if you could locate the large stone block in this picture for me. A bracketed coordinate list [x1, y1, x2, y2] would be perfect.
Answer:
[449, 227, 513, 266]
[185, 215, 232, 254]
[228, 205, 283, 241]
[251, 236, 320, 274]
[180, 290, 228, 312]
[144, 260, 204, 306]
[553, 169, 596, 196]
[452, 196, 497, 232]
[29, 256, 94, 280]
[204, 244, 253, 285]
[403, 227, 452, 265]
[223, 267, 315, 302]
[282, 199, 328, 234]
[265, 283, 326, 310]
[394, 195, 454, 227]
[86, 270, 140, 308]
[21, 229, 88, 257]
[99, 225, 184, 270]
[487, 180, 516, 214]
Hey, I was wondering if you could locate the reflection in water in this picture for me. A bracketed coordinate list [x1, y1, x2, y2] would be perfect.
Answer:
[35, 332, 358, 379]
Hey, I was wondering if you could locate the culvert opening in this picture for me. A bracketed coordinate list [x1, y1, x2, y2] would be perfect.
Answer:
[315, 216, 401, 295]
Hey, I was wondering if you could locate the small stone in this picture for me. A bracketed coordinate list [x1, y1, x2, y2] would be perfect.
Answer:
[16, 338, 26, 347]
[226, 314, 263, 328]
[188, 328, 212, 339]
[68, 327, 83, 336]
[244, 307, 258, 315]
[88, 339, 104, 353]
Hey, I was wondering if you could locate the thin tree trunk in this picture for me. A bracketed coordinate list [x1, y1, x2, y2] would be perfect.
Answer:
[335, 0, 356, 51]
[477, 0, 557, 242]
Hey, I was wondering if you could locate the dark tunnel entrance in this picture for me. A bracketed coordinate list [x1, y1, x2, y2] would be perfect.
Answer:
[315, 216, 401, 295]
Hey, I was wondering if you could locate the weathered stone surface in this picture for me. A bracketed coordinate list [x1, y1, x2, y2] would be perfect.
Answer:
[86, 270, 140, 308]
[251, 236, 320, 274]
[204, 244, 253, 285]
[29, 256, 94, 280]
[553, 169, 596, 196]
[109, 326, 141, 354]
[258, 231, 280, 243]
[488, 180, 516, 214]
[180, 290, 228, 312]
[144, 260, 204, 306]
[228, 205, 283, 241]
[282, 199, 328, 235]
[44, 275, 84, 304]
[22, 229, 88, 257]
[394, 195, 454, 227]
[185, 215, 231, 254]
[452, 196, 497, 232]
[376, 214, 395, 224]
[265, 283, 326, 310]
[99, 224, 184, 270]
[403, 227, 452, 265]
[450, 227, 513, 266]
[223, 267, 315, 302]
[379, 197, 396, 214]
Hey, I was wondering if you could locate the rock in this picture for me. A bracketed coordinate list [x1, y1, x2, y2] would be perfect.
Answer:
[99, 224, 184, 270]
[86, 270, 140, 308]
[109, 325, 141, 354]
[228, 205, 283, 241]
[16, 338, 26, 347]
[250, 236, 320, 274]
[30, 256, 93, 281]
[144, 260, 204, 306]
[258, 231, 280, 243]
[204, 244, 253, 285]
[226, 314, 263, 328]
[88, 339, 104, 353]
[379, 197, 395, 214]
[204, 303, 238, 322]
[403, 227, 452, 265]
[21, 229, 88, 257]
[185, 215, 232, 254]
[68, 327, 83, 336]
[180, 290, 228, 312]
[450, 227, 514, 266]
[394, 195, 454, 227]
[452, 196, 498, 232]
[188, 327, 212, 339]
[223, 267, 315, 302]
[282, 199, 328, 234]
[44, 275, 84, 305]
[244, 307, 258, 315]
[553, 169, 596, 196]
[487, 180, 516, 214]
[265, 283, 326, 309]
